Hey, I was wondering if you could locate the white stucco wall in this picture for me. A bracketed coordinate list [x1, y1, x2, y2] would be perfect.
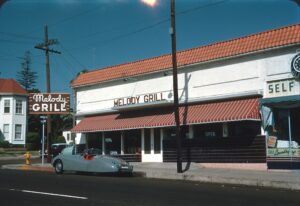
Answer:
[76, 48, 300, 116]
[72, 46, 300, 160]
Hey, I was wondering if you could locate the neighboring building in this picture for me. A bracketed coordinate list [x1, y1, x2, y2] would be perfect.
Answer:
[0, 79, 27, 145]
[71, 24, 300, 168]
[62, 130, 72, 144]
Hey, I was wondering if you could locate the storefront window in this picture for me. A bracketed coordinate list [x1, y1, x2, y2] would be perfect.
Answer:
[267, 108, 300, 157]
[291, 108, 300, 152]
[104, 131, 121, 155]
[123, 130, 141, 154]
[229, 121, 261, 137]
[163, 127, 176, 141]
[193, 124, 222, 139]
[86, 132, 102, 152]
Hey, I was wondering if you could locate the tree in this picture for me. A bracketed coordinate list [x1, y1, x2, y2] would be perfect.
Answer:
[17, 51, 38, 91]
[76, 69, 88, 77]
[51, 114, 73, 139]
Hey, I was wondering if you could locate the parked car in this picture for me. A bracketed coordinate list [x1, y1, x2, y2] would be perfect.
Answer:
[51, 145, 133, 174]
[40, 143, 69, 158]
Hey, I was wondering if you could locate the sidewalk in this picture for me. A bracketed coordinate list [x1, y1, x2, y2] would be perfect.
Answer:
[2, 162, 300, 191]
[0, 155, 39, 161]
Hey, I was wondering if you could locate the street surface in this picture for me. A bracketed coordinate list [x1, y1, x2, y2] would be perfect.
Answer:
[0, 160, 300, 206]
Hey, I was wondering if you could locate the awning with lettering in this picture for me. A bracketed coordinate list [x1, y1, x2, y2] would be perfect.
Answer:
[71, 97, 260, 133]
[260, 95, 300, 109]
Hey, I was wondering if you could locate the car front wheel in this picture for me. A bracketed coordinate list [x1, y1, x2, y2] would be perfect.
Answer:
[54, 160, 64, 174]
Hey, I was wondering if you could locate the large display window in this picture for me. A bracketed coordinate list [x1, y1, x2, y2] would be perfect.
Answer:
[267, 107, 300, 157]
[104, 131, 121, 155]
[123, 129, 141, 154]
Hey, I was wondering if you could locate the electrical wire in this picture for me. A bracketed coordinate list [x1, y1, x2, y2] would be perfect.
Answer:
[60, 44, 86, 70]
[63, 0, 228, 51]
[0, 31, 42, 41]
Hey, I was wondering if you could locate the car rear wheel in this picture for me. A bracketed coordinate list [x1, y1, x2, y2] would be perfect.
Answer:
[54, 160, 64, 174]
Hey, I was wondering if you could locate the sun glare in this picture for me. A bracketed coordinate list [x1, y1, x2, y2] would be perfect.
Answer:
[141, 0, 158, 7]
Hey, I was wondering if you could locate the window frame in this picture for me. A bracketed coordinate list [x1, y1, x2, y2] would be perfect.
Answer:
[4, 99, 10, 114]
[3, 124, 9, 140]
[15, 100, 23, 114]
[14, 124, 22, 140]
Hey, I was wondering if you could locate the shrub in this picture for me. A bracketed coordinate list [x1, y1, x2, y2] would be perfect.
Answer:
[0, 140, 10, 148]
[26, 143, 40, 151]
[26, 132, 40, 144]
[26, 132, 40, 150]
[52, 136, 66, 144]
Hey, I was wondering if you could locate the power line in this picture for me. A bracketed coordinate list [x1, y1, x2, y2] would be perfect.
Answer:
[48, 4, 105, 29]
[52, 56, 73, 85]
[68, 18, 169, 51]
[65, 0, 228, 51]
[59, 53, 79, 74]
[60, 44, 86, 70]
[177, 0, 227, 15]
[0, 38, 36, 45]
[0, 31, 42, 41]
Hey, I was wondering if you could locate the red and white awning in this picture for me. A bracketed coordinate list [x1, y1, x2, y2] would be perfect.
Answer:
[71, 98, 260, 133]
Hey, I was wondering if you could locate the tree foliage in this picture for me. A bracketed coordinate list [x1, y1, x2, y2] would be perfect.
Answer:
[17, 51, 38, 91]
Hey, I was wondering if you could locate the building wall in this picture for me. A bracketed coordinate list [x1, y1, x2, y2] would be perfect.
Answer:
[0, 95, 27, 145]
[75, 48, 299, 116]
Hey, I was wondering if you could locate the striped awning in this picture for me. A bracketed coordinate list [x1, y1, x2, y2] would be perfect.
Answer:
[71, 97, 260, 133]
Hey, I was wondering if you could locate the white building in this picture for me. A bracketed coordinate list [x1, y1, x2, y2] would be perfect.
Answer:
[0, 79, 27, 145]
[71, 24, 300, 168]
[62, 130, 72, 144]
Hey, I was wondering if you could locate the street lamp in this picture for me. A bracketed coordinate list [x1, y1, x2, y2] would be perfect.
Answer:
[40, 116, 47, 165]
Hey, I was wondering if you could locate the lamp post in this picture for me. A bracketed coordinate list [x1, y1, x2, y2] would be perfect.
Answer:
[40, 116, 47, 165]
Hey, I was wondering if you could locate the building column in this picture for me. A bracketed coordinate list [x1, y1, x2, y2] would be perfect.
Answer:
[121, 132, 124, 155]
[160, 128, 164, 154]
[150, 128, 154, 154]
[261, 125, 266, 135]
[188, 125, 194, 139]
[102, 132, 105, 155]
[141, 129, 145, 155]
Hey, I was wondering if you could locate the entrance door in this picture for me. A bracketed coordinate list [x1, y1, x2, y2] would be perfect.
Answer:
[142, 128, 162, 162]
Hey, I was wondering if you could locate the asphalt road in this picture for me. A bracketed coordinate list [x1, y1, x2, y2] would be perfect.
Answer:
[0, 160, 300, 206]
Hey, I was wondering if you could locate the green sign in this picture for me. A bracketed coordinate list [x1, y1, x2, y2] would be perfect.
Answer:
[267, 148, 300, 157]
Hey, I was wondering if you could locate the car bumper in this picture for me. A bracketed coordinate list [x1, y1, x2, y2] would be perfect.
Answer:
[119, 165, 133, 173]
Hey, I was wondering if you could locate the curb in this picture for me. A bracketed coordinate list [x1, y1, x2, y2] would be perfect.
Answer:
[141, 171, 300, 191]
[1, 164, 54, 172]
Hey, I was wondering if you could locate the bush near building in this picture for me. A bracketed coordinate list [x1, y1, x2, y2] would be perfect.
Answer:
[26, 132, 40, 150]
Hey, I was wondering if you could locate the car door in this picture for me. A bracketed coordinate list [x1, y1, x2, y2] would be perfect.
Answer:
[70, 154, 89, 172]
[61, 146, 88, 172]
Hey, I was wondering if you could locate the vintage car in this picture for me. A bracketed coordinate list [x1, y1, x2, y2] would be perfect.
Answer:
[40, 143, 69, 158]
[51, 145, 133, 174]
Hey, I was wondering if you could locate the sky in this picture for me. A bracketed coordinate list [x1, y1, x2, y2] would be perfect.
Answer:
[0, 0, 299, 94]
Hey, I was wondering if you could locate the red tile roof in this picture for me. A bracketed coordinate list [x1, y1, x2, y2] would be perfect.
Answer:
[0, 79, 27, 95]
[71, 97, 259, 133]
[72, 24, 300, 88]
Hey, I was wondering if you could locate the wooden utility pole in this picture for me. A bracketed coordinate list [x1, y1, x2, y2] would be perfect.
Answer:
[170, 0, 182, 173]
[34, 25, 61, 163]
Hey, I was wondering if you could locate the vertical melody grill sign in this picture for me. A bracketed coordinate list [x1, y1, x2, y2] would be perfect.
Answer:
[29, 93, 70, 114]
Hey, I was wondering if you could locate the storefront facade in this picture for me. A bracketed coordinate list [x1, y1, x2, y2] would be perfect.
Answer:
[71, 24, 300, 166]
[260, 54, 300, 168]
